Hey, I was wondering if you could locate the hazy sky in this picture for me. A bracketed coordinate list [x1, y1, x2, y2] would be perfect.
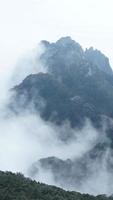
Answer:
[0, 0, 113, 71]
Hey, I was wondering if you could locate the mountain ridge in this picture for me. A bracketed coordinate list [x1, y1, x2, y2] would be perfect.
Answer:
[0, 171, 112, 200]
[12, 37, 113, 129]
[9, 37, 113, 195]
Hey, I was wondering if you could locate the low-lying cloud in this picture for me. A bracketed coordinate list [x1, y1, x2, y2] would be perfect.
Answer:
[0, 47, 113, 196]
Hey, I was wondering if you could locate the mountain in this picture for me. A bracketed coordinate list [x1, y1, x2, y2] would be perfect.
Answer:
[9, 37, 113, 194]
[0, 171, 112, 200]
[29, 139, 113, 193]
[12, 37, 113, 129]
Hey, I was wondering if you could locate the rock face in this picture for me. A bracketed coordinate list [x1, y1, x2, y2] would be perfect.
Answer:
[85, 47, 112, 75]
[10, 37, 113, 194]
[13, 37, 113, 128]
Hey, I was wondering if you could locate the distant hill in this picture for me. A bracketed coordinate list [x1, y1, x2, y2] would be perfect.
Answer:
[0, 171, 112, 200]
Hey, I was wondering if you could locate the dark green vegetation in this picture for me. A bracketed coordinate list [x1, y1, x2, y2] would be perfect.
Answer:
[0, 171, 112, 200]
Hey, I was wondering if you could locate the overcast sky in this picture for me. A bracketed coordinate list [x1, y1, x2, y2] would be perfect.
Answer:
[0, 0, 113, 71]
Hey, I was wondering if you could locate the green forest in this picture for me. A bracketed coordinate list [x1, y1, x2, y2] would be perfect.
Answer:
[0, 171, 112, 200]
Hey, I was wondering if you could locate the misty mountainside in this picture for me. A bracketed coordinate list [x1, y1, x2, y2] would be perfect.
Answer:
[0, 171, 113, 200]
[30, 144, 113, 191]
[12, 36, 113, 128]
[9, 37, 113, 195]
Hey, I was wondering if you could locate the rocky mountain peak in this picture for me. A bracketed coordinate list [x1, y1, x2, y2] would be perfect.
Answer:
[85, 47, 112, 74]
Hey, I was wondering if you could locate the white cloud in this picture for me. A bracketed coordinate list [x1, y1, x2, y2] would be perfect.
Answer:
[0, 0, 113, 70]
[0, 0, 113, 195]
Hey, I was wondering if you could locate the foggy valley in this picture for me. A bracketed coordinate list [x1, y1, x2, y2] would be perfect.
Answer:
[0, 37, 113, 196]
[1, 0, 113, 199]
